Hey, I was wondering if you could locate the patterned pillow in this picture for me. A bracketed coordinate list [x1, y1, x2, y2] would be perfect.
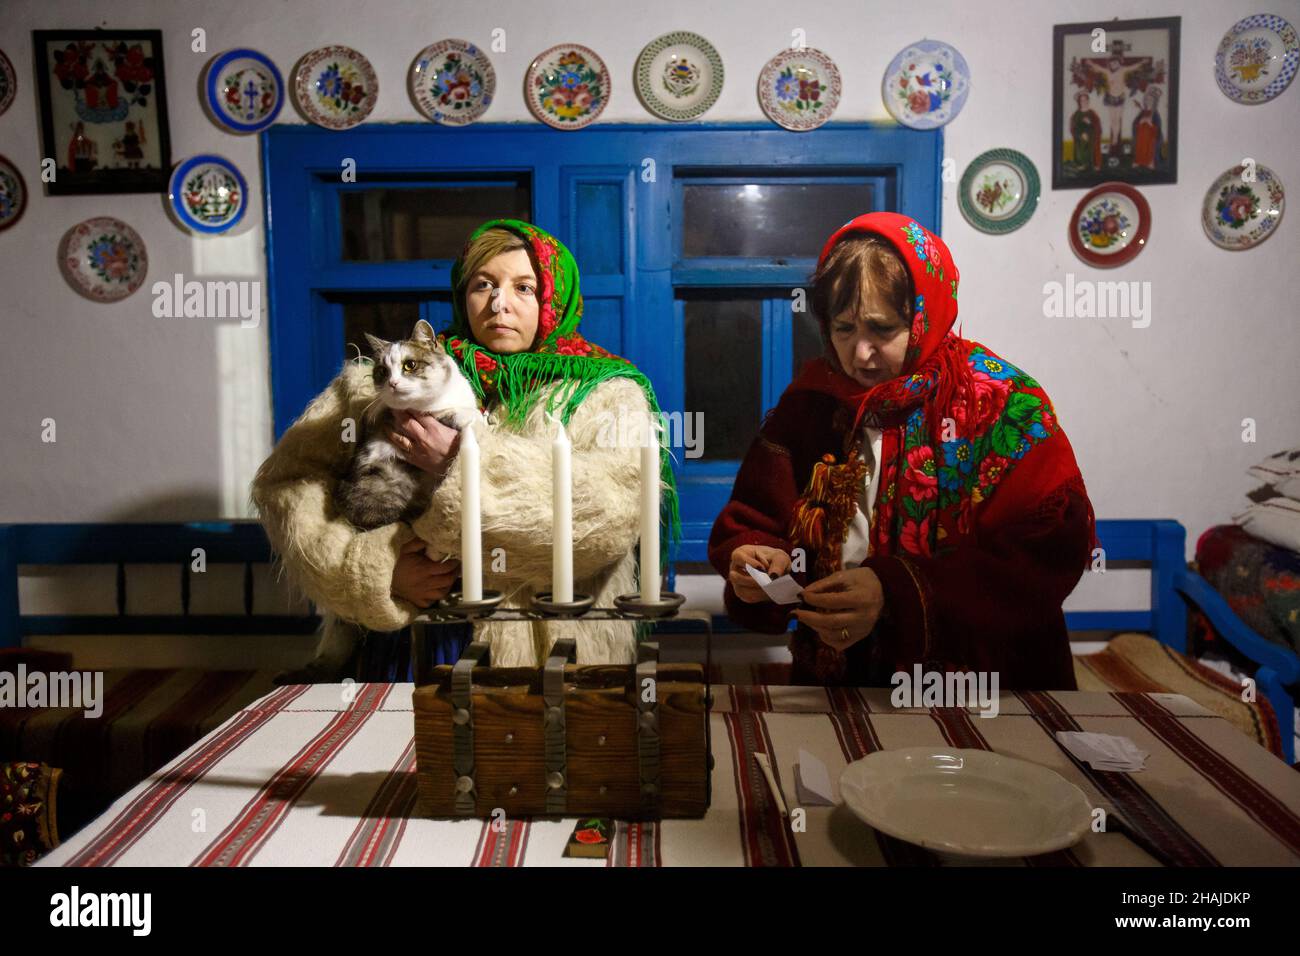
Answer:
[1, 762, 61, 867]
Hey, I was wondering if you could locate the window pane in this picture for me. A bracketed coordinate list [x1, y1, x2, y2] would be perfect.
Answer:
[683, 298, 761, 461]
[341, 184, 530, 261]
[341, 297, 424, 354]
[682, 181, 875, 258]
[792, 307, 824, 378]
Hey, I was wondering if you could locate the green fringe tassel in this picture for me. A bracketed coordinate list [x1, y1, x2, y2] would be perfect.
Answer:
[453, 342, 684, 575]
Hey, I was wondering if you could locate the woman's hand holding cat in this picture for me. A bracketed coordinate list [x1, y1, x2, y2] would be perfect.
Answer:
[793, 567, 886, 650]
[391, 537, 460, 608]
[389, 412, 461, 477]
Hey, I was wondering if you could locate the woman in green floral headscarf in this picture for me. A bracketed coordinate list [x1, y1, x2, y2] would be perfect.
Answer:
[253, 219, 678, 674]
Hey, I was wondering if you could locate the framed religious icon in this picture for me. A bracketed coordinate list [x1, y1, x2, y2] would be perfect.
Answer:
[33, 29, 172, 195]
[1052, 17, 1179, 189]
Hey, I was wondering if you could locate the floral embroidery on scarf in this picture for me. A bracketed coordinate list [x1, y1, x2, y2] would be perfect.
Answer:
[901, 220, 946, 282]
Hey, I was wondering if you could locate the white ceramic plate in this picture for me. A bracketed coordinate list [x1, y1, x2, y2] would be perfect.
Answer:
[203, 48, 284, 133]
[525, 44, 610, 130]
[1214, 13, 1298, 105]
[293, 45, 378, 130]
[58, 217, 148, 302]
[882, 39, 971, 129]
[756, 47, 841, 131]
[839, 747, 1092, 858]
[409, 39, 495, 125]
[1202, 163, 1285, 250]
[635, 31, 723, 121]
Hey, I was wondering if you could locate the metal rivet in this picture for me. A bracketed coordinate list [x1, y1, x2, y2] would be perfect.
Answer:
[642, 782, 658, 796]
[545, 706, 562, 726]
[453, 708, 470, 725]
[598, 734, 607, 745]
[455, 775, 475, 794]
[509, 785, 518, 796]
[504, 732, 514, 743]
[639, 712, 657, 731]
[546, 771, 564, 789]
[599, 785, 608, 795]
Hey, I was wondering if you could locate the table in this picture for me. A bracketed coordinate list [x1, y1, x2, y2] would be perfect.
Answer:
[38, 683, 1300, 867]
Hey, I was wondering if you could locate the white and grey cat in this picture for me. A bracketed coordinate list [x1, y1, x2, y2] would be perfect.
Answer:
[277, 320, 479, 685]
[336, 319, 482, 530]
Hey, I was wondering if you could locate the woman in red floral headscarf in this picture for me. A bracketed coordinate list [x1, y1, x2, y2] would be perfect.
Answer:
[708, 212, 1097, 688]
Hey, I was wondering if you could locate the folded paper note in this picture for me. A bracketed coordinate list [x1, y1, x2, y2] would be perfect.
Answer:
[745, 564, 804, 605]
[1054, 731, 1149, 772]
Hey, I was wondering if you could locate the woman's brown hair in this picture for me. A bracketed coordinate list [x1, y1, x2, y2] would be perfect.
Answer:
[810, 234, 913, 345]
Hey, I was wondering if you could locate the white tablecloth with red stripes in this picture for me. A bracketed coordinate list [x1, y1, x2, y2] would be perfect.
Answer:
[37, 682, 1300, 867]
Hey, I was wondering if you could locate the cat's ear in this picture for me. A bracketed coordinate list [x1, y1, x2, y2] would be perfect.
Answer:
[363, 332, 388, 355]
[411, 320, 436, 345]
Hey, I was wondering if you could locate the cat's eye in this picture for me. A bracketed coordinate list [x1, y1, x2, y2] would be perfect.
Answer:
[402, 359, 419, 373]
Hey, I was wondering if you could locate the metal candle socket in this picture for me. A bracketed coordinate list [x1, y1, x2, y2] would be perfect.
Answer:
[614, 591, 687, 619]
[434, 589, 504, 620]
[530, 592, 596, 617]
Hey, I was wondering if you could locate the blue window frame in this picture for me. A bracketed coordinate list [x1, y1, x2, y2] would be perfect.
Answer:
[262, 122, 942, 563]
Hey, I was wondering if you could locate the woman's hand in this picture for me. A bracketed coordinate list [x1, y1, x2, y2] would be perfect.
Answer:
[793, 567, 886, 651]
[391, 537, 460, 608]
[388, 411, 461, 477]
[728, 544, 793, 603]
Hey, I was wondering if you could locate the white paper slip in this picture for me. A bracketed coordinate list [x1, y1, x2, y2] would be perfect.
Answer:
[744, 564, 804, 605]
[1054, 731, 1149, 772]
[794, 748, 836, 806]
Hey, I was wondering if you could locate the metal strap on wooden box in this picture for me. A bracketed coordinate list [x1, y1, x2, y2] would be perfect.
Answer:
[636, 641, 661, 816]
[451, 641, 490, 815]
[543, 637, 578, 815]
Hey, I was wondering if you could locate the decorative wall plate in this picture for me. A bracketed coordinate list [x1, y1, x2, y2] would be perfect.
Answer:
[0, 49, 16, 117]
[1215, 14, 1298, 104]
[293, 45, 378, 130]
[757, 47, 842, 131]
[58, 217, 148, 301]
[203, 48, 284, 133]
[1202, 163, 1285, 250]
[409, 39, 495, 125]
[958, 148, 1040, 234]
[0, 155, 27, 233]
[1068, 181, 1150, 268]
[635, 31, 723, 121]
[168, 154, 248, 234]
[883, 39, 971, 129]
[525, 44, 609, 130]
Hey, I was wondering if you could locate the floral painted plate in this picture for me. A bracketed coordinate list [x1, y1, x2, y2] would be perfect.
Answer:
[409, 39, 495, 125]
[635, 31, 723, 121]
[203, 48, 284, 133]
[1214, 14, 1298, 104]
[526, 44, 609, 130]
[0, 155, 27, 233]
[168, 155, 249, 234]
[1068, 182, 1150, 268]
[757, 47, 842, 131]
[293, 45, 378, 130]
[958, 149, 1040, 234]
[1202, 163, 1285, 250]
[882, 39, 971, 129]
[58, 217, 148, 302]
[0, 50, 16, 117]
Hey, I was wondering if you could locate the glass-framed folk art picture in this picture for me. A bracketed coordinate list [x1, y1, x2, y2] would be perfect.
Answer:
[33, 29, 172, 195]
[1052, 17, 1179, 190]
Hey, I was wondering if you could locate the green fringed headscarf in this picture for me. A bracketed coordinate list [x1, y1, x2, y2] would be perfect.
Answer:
[442, 218, 681, 570]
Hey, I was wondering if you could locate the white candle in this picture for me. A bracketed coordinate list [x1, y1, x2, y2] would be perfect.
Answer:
[640, 412, 661, 603]
[552, 422, 573, 603]
[459, 426, 482, 602]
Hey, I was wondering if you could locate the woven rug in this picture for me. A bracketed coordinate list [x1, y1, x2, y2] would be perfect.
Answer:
[1073, 632, 1284, 758]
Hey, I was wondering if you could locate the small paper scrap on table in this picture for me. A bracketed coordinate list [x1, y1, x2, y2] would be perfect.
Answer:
[745, 564, 804, 604]
[794, 748, 836, 806]
[1054, 731, 1149, 772]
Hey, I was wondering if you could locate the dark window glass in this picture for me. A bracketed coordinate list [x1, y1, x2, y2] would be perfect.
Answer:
[681, 181, 875, 258]
[340, 184, 531, 261]
[792, 306, 825, 378]
[341, 297, 422, 354]
[683, 297, 761, 461]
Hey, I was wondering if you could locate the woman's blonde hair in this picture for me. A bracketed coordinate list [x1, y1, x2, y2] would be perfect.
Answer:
[455, 227, 536, 295]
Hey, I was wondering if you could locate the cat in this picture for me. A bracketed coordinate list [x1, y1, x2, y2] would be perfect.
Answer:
[275, 320, 480, 686]
[336, 319, 482, 530]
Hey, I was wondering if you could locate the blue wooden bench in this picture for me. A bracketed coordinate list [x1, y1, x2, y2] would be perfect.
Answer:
[0, 522, 319, 645]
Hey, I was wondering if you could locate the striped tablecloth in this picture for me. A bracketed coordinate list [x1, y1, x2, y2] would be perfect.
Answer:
[37, 682, 1300, 867]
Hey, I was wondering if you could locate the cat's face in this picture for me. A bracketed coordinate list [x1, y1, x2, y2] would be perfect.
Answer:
[365, 321, 459, 411]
